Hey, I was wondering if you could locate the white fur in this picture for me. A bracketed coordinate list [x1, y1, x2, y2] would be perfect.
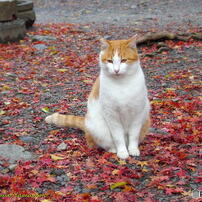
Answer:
[85, 53, 150, 159]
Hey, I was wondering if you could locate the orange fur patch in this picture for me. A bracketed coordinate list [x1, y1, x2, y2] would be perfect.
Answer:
[101, 39, 139, 64]
[88, 77, 100, 100]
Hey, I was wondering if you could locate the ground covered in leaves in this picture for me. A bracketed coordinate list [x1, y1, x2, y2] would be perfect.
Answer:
[0, 23, 201, 201]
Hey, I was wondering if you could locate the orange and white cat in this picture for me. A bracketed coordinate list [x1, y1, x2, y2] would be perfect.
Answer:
[45, 35, 150, 159]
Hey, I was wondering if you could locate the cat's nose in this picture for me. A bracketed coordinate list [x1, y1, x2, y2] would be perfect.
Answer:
[114, 69, 120, 74]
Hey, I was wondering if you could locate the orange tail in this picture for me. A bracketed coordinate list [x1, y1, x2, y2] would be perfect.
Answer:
[45, 113, 86, 131]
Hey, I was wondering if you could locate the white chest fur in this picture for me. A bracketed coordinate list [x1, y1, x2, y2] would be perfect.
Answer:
[100, 62, 147, 107]
[99, 61, 149, 129]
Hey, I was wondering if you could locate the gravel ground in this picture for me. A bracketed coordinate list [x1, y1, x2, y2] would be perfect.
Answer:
[33, 0, 202, 31]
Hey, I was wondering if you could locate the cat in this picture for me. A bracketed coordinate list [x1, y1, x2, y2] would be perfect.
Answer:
[45, 35, 150, 159]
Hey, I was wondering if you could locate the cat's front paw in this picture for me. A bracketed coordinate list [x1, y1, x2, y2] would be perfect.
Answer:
[128, 147, 140, 156]
[108, 147, 116, 154]
[117, 150, 129, 159]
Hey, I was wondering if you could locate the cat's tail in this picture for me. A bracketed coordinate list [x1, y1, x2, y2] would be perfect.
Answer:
[45, 113, 86, 131]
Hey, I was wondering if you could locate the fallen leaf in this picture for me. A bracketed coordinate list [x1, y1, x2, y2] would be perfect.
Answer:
[0, 110, 6, 115]
[57, 69, 68, 72]
[137, 161, 148, 168]
[41, 107, 50, 113]
[110, 181, 128, 190]
[50, 154, 65, 161]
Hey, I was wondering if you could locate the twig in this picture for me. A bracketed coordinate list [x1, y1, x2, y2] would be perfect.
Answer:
[136, 31, 202, 46]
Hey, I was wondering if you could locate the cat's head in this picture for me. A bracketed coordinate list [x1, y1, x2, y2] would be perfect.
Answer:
[99, 35, 139, 77]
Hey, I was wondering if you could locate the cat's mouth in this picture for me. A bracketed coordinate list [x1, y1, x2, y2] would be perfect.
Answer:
[112, 72, 122, 77]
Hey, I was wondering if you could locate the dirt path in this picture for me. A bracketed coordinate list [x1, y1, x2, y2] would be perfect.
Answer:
[34, 0, 202, 31]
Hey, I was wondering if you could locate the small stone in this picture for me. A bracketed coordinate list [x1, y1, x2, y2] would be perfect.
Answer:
[192, 33, 202, 40]
[8, 164, 17, 171]
[1, 168, 9, 174]
[144, 53, 155, 57]
[61, 174, 69, 182]
[56, 175, 63, 182]
[131, 5, 137, 9]
[150, 127, 169, 135]
[29, 34, 56, 42]
[74, 185, 83, 193]
[33, 44, 47, 51]
[157, 47, 170, 53]
[36, 187, 43, 194]
[57, 142, 67, 151]
[157, 42, 168, 48]
[51, 169, 65, 176]
[19, 136, 36, 143]
[0, 144, 37, 163]
[5, 72, 17, 78]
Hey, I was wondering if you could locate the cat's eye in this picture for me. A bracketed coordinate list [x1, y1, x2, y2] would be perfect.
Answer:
[121, 59, 127, 63]
[107, 60, 113, 63]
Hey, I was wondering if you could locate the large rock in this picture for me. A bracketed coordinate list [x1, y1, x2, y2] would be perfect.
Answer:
[0, 0, 17, 22]
[16, 0, 36, 28]
[0, 19, 26, 43]
[57, 142, 67, 151]
[0, 144, 36, 163]
[16, 9, 36, 28]
[17, 0, 34, 12]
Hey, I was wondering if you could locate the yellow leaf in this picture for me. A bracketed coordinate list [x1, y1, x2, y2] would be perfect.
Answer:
[166, 184, 175, 188]
[166, 88, 176, 91]
[142, 168, 149, 172]
[86, 184, 97, 190]
[112, 169, 119, 175]
[41, 107, 49, 113]
[50, 50, 59, 55]
[2, 85, 10, 90]
[110, 181, 128, 190]
[31, 169, 39, 175]
[0, 110, 5, 115]
[55, 191, 65, 196]
[83, 79, 92, 84]
[123, 185, 135, 192]
[157, 185, 164, 190]
[118, 160, 126, 165]
[72, 151, 82, 157]
[150, 100, 162, 105]
[41, 200, 52, 202]
[57, 69, 68, 72]
[137, 161, 148, 168]
[189, 75, 194, 80]
[50, 154, 65, 161]
[48, 46, 56, 50]
[181, 190, 191, 196]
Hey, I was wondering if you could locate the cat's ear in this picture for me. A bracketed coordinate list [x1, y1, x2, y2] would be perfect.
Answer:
[128, 34, 138, 49]
[100, 38, 109, 50]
